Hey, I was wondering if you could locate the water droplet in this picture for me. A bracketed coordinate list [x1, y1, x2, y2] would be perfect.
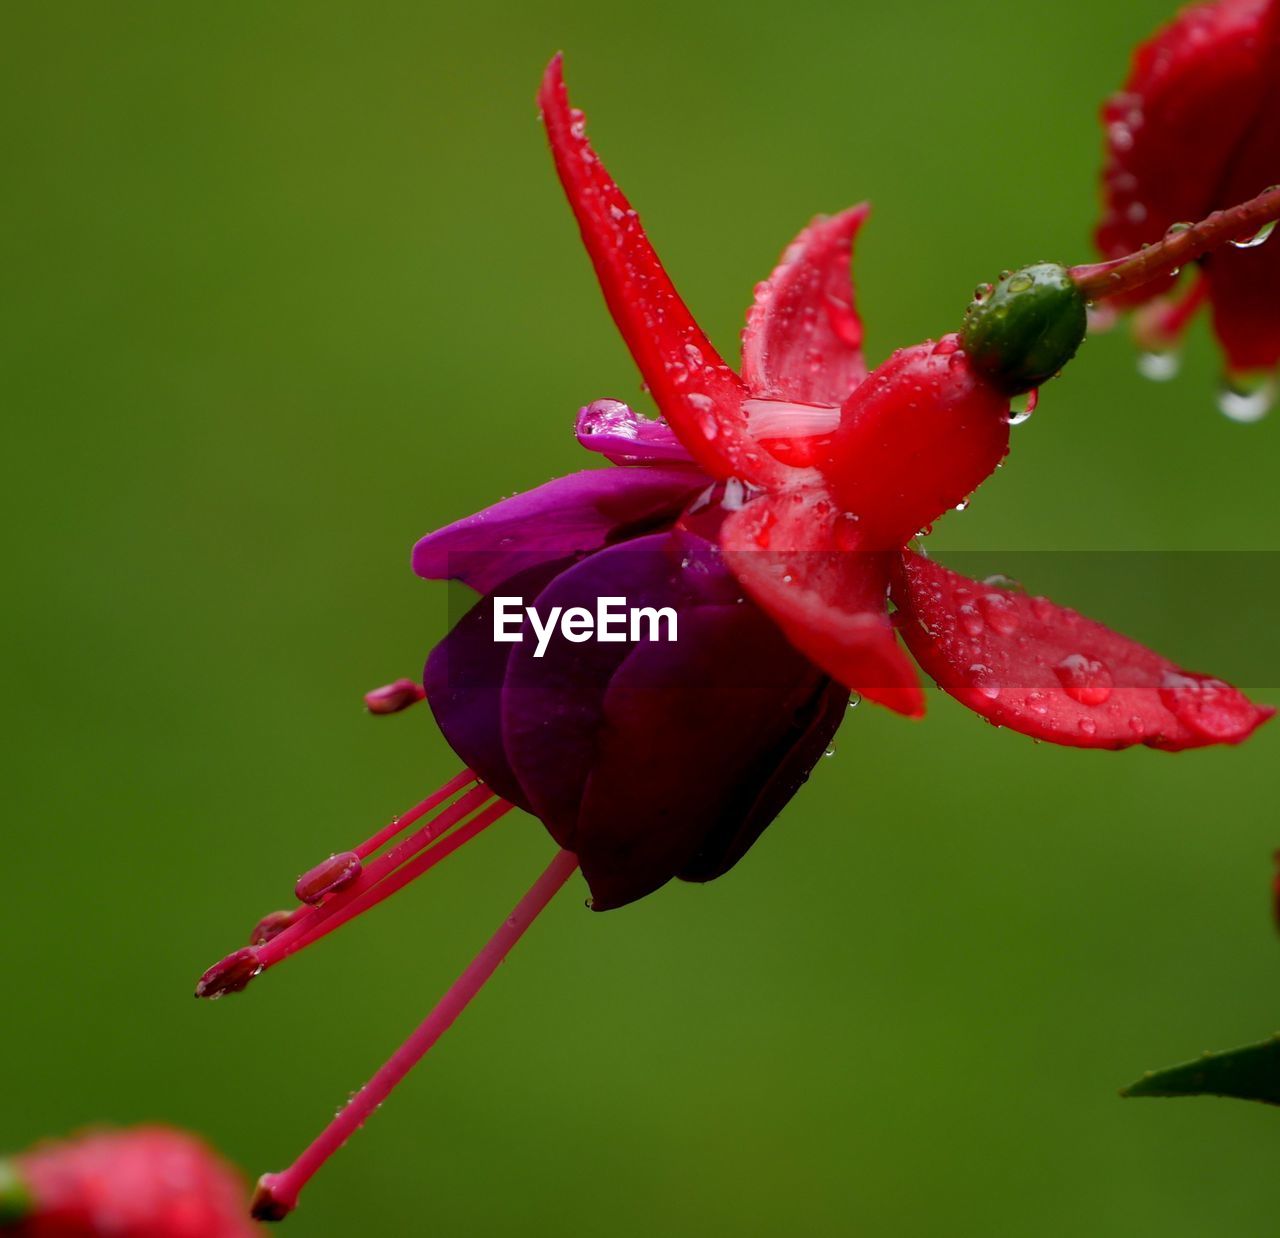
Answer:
[584, 897, 594, 910]
[1164, 221, 1193, 238]
[954, 498, 969, 512]
[1217, 370, 1276, 422]
[1078, 718, 1098, 736]
[1008, 388, 1039, 426]
[847, 693, 862, 710]
[1053, 653, 1113, 705]
[1007, 274, 1034, 294]
[968, 663, 1001, 700]
[972, 282, 994, 304]
[958, 602, 984, 637]
[1229, 219, 1275, 249]
[823, 744, 837, 759]
[1158, 671, 1259, 740]
[1137, 350, 1180, 382]
[982, 573, 1024, 593]
[979, 592, 1020, 636]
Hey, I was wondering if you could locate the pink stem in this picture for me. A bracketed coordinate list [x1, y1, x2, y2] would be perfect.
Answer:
[268, 802, 514, 963]
[253, 848, 580, 1221]
[1070, 184, 1280, 301]
[355, 769, 476, 860]
[259, 784, 493, 968]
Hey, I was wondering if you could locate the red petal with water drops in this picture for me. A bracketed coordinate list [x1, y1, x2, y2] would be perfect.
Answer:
[820, 338, 1009, 549]
[741, 206, 870, 405]
[1095, 0, 1272, 308]
[1203, 3, 1280, 371]
[720, 487, 924, 717]
[539, 56, 788, 488]
[893, 551, 1273, 749]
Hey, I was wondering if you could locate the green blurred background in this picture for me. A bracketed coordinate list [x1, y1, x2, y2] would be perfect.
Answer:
[4, 2, 1279, 1234]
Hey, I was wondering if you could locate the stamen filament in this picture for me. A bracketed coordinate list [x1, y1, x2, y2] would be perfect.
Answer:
[354, 769, 477, 860]
[1070, 184, 1280, 301]
[251, 848, 581, 1222]
[258, 783, 495, 969]
[266, 801, 514, 963]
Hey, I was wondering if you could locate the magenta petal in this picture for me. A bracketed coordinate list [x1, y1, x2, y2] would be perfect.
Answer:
[575, 400, 695, 465]
[577, 605, 840, 909]
[411, 466, 704, 594]
[741, 206, 870, 406]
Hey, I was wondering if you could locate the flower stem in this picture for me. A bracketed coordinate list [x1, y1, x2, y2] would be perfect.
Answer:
[252, 848, 580, 1222]
[1070, 184, 1280, 301]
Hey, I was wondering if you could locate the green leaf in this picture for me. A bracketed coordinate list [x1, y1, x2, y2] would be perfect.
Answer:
[1122, 1034, 1280, 1106]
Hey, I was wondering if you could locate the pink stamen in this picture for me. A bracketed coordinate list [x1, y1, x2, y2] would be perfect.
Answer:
[363, 678, 427, 714]
[254, 783, 497, 969]
[353, 769, 476, 861]
[251, 848, 580, 1222]
[263, 801, 514, 964]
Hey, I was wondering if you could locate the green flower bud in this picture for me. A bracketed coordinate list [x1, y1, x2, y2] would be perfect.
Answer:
[961, 263, 1087, 395]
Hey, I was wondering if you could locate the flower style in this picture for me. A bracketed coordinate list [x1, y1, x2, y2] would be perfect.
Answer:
[1094, 0, 1280, 410]
[0, 1127, 256, 1237]
[199, 55, 1275, 1221]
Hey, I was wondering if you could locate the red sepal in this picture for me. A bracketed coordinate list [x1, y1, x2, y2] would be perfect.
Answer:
[893, 551, 1273, 750]
[741, 206, 869, 405]
[720, 486, 924, 717]
[538, 56, 788, 488]
[820, 338, 1009, 549]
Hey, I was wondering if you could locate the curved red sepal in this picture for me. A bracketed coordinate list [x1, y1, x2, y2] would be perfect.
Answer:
[538, 56, 788, 488]
[1095, 0, 1273, 309]
[720, 487, 924, 717]
[893, 552, 1273, 750]
[741, 206, 869, 406]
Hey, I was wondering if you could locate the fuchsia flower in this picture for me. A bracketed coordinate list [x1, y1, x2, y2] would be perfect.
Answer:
[1095, 0, 1280, 409]
[0, 1128, 255, 1237]
[197, 56, 1276, 1221]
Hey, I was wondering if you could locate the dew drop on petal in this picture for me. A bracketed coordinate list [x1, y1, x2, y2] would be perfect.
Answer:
[968, 663, 1001, 700]
[1158, 671, 1260, 741]
[1079, 717, 1099, 736]
[1053, 653, 1114, 705]
[847, 693, 862, 710]
[823, 743, 837, 759]
[978, 591, 1020, 636]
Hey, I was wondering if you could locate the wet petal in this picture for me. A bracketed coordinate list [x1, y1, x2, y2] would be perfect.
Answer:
[1095, 0, 1272, 308]
[411, 466, 702, 594]
[538, 55, 790, 487]
[575, 399, 694, 465]
[719, 486, 924, 717]
[893, 551, 1273, 750]
[741, 206, 870, 405]
[577, 604, 838, 909]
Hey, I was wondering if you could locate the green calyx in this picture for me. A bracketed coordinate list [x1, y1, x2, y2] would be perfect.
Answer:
[0, 1160, 33, 1225]
[961, 263, 1087, 395]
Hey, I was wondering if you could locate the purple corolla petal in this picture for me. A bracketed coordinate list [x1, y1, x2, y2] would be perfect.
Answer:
[500, 531, 745, 838]
[575, 400, 696, 466]
[411, 465, 705, 595]
[422, 562, 570, 811]
[677, 677, 848, 885]
[576, 605, 838, 910]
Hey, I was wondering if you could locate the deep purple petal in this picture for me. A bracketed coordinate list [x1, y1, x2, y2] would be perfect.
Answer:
[576, 604, 837, 909]
[575, 400, 696, 466]
[677, 678, 848, 884]
[499, 532, 724, 838]
[411, 466, 704, 594]
[423, 562, 570, 810]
